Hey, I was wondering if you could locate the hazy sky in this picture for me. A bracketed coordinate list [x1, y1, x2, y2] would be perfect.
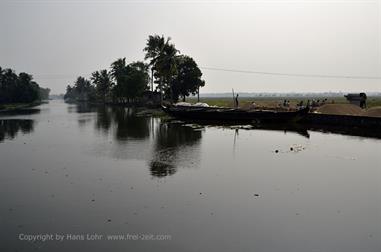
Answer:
[0, 0, 380, 94]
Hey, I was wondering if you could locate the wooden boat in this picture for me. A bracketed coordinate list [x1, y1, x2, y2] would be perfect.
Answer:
[162, 105, 310, 123]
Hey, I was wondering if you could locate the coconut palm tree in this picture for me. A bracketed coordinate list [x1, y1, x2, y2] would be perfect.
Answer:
[91, 69, 113, 103]
[110, 58, 127, 82]
[144, 35, 179, 101]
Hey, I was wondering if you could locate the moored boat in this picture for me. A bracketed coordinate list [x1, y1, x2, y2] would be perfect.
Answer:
[162, 104, 310, 123]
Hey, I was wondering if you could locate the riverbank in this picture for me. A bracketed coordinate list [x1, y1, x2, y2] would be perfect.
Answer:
[188, 96, 381, 109]
[0, 101, 44, 114]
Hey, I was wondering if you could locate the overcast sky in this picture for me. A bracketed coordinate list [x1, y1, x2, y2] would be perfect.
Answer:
[0, 0, 380, 94]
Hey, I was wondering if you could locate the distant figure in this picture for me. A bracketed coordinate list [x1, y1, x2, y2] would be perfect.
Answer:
[345, 93, 367, 108]
[235, 94, 239, 108]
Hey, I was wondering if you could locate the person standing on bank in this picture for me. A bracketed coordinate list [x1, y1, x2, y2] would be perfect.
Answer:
[235, 94, 239, 108]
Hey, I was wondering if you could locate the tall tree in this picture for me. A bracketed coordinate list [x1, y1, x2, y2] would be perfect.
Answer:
[110, 58, 128, 103]
[0, 67, 44, 104]
[144, 35, 179, 101]
[170, 55, 205, 102]
[91, 69, 113, 103]
[123, 61, 150, 101]
[65, 76, 95, 102]
[110, 58, 127, 85]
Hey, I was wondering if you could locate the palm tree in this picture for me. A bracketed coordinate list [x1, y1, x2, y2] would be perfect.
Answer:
[91, 69, 113, 103]
[74, 76, 93, 101]
[156, 44, 179, 101]
[110, 58, 128, 103]
[144, 35, 166, 93]
[144, 35, 179, 101]
[110, 58, 127, 85]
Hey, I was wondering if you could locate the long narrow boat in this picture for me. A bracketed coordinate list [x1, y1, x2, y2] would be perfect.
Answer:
[162, 105, 310, 123]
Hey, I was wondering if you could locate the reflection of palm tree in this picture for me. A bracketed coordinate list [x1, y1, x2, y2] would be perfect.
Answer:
[0, 119, 34, 142]
[150, 123, 202, 177]
[95, 106, 112, 133]
[150, 160, 176, 178]
[72, 103, 97, 113]
[111, 107, 151, 141]
[94, 106, 151, 141]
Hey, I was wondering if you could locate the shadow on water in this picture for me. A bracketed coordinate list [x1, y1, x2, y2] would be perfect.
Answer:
[0, 119, 35, 142]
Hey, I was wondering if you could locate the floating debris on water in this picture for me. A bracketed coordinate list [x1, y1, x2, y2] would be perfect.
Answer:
[169, 120, 184, 124]
[289, 144, 306, 153]
[183, 123, 204, 130]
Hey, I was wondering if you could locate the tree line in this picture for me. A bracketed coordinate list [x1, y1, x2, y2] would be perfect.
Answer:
[64, 35, 205, 104]
[0, 67, 50, 104]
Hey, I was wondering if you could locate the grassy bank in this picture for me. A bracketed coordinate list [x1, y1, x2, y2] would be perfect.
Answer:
[187, 96, 381, 108]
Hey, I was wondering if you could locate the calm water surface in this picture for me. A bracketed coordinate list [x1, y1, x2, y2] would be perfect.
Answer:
[1, 101, 380, 252]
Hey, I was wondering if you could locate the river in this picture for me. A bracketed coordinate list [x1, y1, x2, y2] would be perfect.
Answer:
[0, 100, 380, 251]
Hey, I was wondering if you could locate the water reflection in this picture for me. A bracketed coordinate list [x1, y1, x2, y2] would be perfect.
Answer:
[70, 102, 381, 178]
[67, 102, 97, 114]
[94, 106, 151, 140]
[307, 124, 381, 140]
[0, 119, 34, 142]
[112, 108, 150, 140]
[150, 123, 202, 177]
[95, 106, 112, 133]
[0, 108, 41, 116]
[91, 105, 202, 177]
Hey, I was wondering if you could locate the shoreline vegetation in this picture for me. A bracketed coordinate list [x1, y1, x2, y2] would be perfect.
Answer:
[64, 35, 205, 106]
[0, 66, 50, 113]
[60, 34, 381, 121]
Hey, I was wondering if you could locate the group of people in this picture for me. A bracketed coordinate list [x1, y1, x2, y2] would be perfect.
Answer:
[232, 94, 332, 109]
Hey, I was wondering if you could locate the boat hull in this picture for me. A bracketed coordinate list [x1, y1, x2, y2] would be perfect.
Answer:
[162, 105, 309, 124]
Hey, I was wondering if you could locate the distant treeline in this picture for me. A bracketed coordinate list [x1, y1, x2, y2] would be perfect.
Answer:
[0, 67, 50, 104]
[64, 35, 205, 104]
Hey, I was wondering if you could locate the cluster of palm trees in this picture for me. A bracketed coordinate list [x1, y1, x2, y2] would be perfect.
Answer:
[0, 67, 50, 104]
[64, 59, 149, 104]
[65, 35, 205, 104]
[144, 35, 205, 102]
